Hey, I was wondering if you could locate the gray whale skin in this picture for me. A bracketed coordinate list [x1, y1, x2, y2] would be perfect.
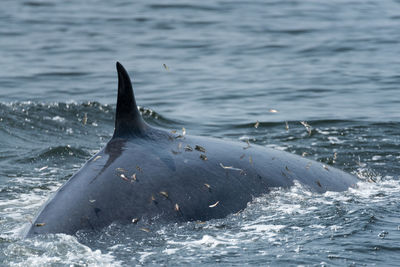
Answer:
[26, 62, 358, 236]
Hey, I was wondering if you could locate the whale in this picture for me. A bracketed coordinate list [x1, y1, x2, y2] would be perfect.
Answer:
[26, 62, 358, 236]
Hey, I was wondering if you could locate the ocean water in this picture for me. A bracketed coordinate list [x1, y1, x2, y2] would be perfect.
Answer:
[1, 0, 400, 266]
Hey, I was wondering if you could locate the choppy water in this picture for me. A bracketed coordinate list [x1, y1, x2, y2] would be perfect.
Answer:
[1, 0, 400, 266]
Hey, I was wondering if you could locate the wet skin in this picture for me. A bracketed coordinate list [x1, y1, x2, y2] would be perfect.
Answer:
[26, 63, 358, 236]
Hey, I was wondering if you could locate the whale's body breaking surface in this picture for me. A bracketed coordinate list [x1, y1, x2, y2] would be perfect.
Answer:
[26, 63, 358, 236]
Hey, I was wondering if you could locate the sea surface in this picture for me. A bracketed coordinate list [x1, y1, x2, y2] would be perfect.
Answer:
[1, 0, 400, 266]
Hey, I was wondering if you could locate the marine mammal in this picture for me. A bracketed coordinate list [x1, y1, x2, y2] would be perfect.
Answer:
[26, 62, 358, 236]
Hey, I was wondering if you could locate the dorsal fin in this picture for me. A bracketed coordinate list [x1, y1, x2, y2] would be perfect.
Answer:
[113, 62, 148, 138]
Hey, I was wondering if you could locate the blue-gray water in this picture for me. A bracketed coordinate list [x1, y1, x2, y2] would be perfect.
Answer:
[1, 0, 400, 266]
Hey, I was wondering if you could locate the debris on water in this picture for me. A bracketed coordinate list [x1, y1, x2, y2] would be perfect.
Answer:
[136, 166, 143, 172]
[243, 140, 251, 149]
[38, 166, 48, 172]
[316, 180, 322, 187]
[174, 203, 180, 211]
[182, 127, 186, 136]
[269, 109, 278, 113]
[171, 130, 177, 134]
[195, 145, 206, 152]
[240, 170, 247, 176]
[159, 191, 169, 199]
[93, 155, 102, 162]
[209, 201, 219, 208]
[240, 154, 245, 160]
[35, 223, 46, 227]
[300, 121, 312, 136]
[185, 145, 193, 151]
[323, 165, 329, 171]
[200, 154, 208, 161]
[306, 162, 312, 169]
[131, 173, 137, 181]
[234, 209, 243, 216]
[140, 228, 150, 233]
[302, 152, 308, 157]
[219, 163, 243, 171]
[285, 121, 289, 131]
[89, 199, 96, 203]
[163, 63, 169, 71]
[378, 231, 388, 239]
[333, 152, 337, 163]
[254, 121, 259, 128]
[120, 174, 129, 181]
[204, 183, 211, 191]
[132, 218, 139, 224]
[82, 113, 87, 125]
[196, 221, 206, 224]
[150, 194, 158, 204]
[116, 168, 126, 173]
[171, 150, 180, 155]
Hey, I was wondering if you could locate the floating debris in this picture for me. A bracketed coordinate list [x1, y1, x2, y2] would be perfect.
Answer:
[182, 127, 186, 136]
[140, 227, 150, 233]
[200, 154, 208, 161]
[323, 165, 330, 171]
[300, 121, 312, 136]
[302, 152, 308, 157]
[159, 191, 169, 199]
[150, 194, 158, 204]
[269, 109, 278, 113]
[234, 209, 243, 216]
[136, 166, 143, 172]
[174, 203, 180, 211]
[306, 162, 312, 169]
[254, 121, 259, 128]
[35, 223, 46, 227]
[116, 168, 126, 173]
[240, 154, 245, 160]
[93, 155, 102, 162]
[89, 199, 96, 203]
[171, 130, 177, 134]
[82, 113, 87, 125]
[163, 63, 169, 71]
[196, 221, 206, 224]
[285, 121, 289, 131]
[38, 166, 48, 172]
[132, 218, 139, 224]
[209, 201, 219, 208]
[120, 174, 129, 181]
[243, 140, 251, 150]
[333, 152, 337, 163]
[316, 180, 322, 187]
[204, 183, 211, 190]
[195, 145, 206, 153]
[185, 145, 193, 151]
[219, 163, 243, 171]
[131, 173, 137, 181]
[240, 170, 247, 176]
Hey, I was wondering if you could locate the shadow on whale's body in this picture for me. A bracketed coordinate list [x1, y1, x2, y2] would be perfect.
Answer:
[25, 62, 358, 237]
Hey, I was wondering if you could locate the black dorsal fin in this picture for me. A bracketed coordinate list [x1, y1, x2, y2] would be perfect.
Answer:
[113, 62, 148, 138]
